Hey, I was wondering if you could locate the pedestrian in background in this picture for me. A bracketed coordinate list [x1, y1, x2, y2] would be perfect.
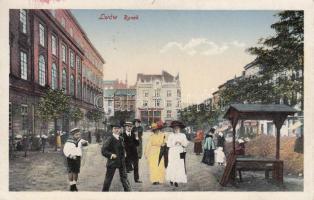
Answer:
[63, 128, 89, 191]
[122, 121, 142, 183]
[56, 131, 62, 151]
[166, 120, 188, 187]
[87, 131, 92, 144]
[216, 131, 225, 151]
[132, 119, 144, 159]
[215, 147, 226, 166]
[101, 121, 131, 191]
[144, 122, 167, 185]
[194, 130, 204, 155]
[41, 135, 48, 153]
[235, 138, 245, 155]
[202, 128, 216, 166]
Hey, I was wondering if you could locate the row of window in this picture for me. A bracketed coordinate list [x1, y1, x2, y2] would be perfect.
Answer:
[83, 66, 102, 88]
[32, 12, 82, 71]
[140, 110, 173, 118]
[49, 9, 103, 72]
[82, 86, 99, 104]
[142, 100, 181, 108]
[143, 89, 181, 97]
[19, 10, 99, 93]
[20, 9, 100, 78]
[143, 89, 181, 98]
[19, 50, 83, 97]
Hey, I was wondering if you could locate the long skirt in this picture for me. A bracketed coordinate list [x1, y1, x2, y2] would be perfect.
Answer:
[56, 136, 61, 148]
[202, 149, 215, 166]
[147, 146, 165, 183]
[166, 147, 187, 183]
[194, 142, 203, 154]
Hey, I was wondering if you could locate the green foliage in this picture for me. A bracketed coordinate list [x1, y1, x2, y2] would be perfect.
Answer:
[37, 89, 70, 122]
[220, 11, 303, 109]
[69, 107, 83, 123]
[86, 109, 104, 123]
[178, 103, 215, 129]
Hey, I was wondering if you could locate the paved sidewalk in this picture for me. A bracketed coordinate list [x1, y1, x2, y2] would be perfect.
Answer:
[9, 132, 303, 191]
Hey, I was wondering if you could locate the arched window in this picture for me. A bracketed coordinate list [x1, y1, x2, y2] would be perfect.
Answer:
[70, 74, 75, 96]
[20, 10, 27, 34]
[20, 51, 27, 80]
[77, 78, 81, 99]
[38, 55, 46, 86]
[51, 63, 58, 89]
[62, 68, 67, 93]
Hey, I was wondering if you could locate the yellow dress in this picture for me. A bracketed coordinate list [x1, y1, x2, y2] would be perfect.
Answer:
[145, 132, 167, 183]
[56, 135, 61, 148]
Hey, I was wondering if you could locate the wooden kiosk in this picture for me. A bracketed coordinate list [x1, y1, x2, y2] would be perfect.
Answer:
[219, 104, 297, 186]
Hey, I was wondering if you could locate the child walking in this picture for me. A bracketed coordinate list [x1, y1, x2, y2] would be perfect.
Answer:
[215, 147, 226, 166]
[63, 128, 88, 191]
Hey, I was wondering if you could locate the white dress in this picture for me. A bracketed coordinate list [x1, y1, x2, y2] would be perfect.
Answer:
[215, 147, 226, 164]
[166, 133, 189, 183]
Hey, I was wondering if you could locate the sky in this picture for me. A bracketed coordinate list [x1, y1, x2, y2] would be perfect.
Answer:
[71, 10, 279, 105]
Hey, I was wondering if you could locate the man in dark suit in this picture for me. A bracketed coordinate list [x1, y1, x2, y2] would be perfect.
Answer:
[101, 122, 131, 191]
[131, 119, 144, 159]
[122, 121, 142, 183]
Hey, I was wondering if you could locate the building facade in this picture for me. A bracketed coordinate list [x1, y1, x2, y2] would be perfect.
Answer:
[114, 89, 137, 113]
[9, 9, 105, 137]
[103, 79, 128, 90]
[214, 61, 303, 137]
[103, 89, 115, 118]
[135, 71, 181, 125]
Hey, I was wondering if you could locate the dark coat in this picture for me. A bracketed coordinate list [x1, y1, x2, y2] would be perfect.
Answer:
[217, 135, 225, 148]
[101, 135, 126, 168]
[122, 131, 139, 160]
[131, 126, 143, 158]
[131, 126, 143, 138]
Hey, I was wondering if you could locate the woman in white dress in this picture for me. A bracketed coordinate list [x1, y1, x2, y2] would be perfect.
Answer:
[166, 121, 189, 187]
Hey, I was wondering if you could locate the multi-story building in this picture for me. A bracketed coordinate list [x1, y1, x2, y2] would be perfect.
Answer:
[214, 60, 303, 137]
[103, 89, 115, 118]
[243, 61, 303, 137]
[103, 79, 135, 119]
[103, 79, 128, 90]
[9, 9, 105, 137]
[135, 71, 181, 125]
[114, 89, 137, 113]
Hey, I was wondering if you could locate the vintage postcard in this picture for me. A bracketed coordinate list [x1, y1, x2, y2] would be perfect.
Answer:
[0, 0, 313, 200]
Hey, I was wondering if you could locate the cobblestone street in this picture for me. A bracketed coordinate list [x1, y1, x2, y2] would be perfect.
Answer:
[10, 132, 303, 192]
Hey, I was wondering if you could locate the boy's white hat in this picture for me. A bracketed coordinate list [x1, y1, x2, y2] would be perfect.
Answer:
[70, 128, 80, 134]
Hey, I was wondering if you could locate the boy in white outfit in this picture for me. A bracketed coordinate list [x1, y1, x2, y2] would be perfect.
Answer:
[215, 147, 226, 166]
[63, 128, 88, 191]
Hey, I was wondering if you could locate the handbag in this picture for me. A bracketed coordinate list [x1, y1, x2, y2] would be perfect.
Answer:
[180, 152, 186, 159]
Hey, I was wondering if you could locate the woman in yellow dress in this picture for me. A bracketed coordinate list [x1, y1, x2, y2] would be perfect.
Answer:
[144, 122, 167, 185]
[56, 131, 62, 150]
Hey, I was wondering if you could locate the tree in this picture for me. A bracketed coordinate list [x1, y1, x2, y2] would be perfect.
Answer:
[37, 89, 70, 149]
[219, 11, 303, 110]
[247, 11, 303, 108]
[86, 109, 104, 130]
[179, 103, 213, 130]
[69, 107, 83, 126]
